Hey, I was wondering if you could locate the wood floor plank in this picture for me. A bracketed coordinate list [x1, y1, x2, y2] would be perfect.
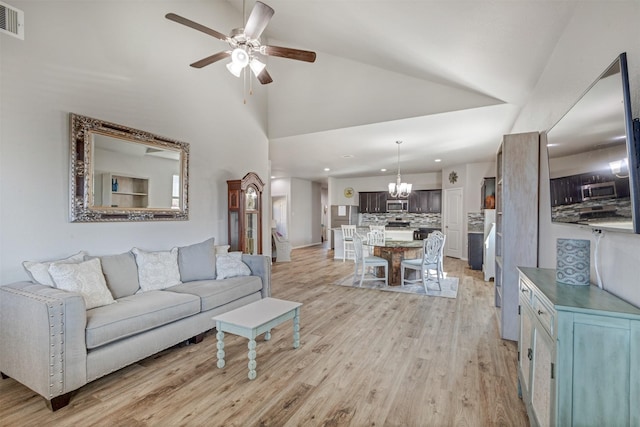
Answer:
[0, 244, 529, 426]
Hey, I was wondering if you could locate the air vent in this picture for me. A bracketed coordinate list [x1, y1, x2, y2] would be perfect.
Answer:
[0, 1, 24, 40]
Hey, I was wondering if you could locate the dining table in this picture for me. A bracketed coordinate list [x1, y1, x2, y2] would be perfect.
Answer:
[370, 239, 424, 286]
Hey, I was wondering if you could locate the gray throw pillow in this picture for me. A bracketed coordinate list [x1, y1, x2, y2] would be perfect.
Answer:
[178, 237, 216, 282]
[100, 252, 140, 299]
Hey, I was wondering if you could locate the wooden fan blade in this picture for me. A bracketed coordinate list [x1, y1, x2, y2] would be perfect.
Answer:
[256, 68, 273, 85]
[244, 1, 274, 40]
[165, 13, 228, 42]
[262, 45, 316, 63]
[190, 51, 231, 68]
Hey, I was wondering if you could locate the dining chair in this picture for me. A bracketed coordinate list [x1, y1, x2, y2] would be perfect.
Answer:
[365, 229, 385, 257]
[341, 224, 357, 262]
[400, 234, 445, 292]
[352, 233, 388, 287]
[429, 231, 446, 280]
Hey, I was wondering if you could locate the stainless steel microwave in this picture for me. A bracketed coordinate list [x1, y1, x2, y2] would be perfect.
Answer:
[386, 199, 408, 212]
[581, 182, 617, 201]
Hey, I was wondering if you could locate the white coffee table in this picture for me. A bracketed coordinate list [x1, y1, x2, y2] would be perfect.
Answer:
[212, 297, 302, 380]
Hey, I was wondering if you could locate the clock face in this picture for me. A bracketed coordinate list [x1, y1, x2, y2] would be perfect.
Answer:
[344, 187, 354, 198]
[449, 171, 458, 184]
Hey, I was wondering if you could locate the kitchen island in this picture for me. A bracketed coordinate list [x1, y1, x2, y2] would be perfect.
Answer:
[372, 240, 423, 286]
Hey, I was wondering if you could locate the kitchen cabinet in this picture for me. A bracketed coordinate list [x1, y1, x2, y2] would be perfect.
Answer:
[495, 131, 539, 341]
[408, 190, 441, 213]
[550, 172, 631, 207]
[227, 172, 264, 255]
[518, 267, 640, 427]
[359, 191, 387, 213]
[467, 232, 483, 270]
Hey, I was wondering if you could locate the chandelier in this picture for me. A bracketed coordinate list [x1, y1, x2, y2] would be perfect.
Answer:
[388, 140, 412, 198]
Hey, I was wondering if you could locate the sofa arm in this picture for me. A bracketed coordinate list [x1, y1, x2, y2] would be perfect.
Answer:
[0, 282, 88, 401]
[242, 255, 271, 298]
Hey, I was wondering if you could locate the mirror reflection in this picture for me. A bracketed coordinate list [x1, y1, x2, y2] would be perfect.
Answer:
[92, 134, 181, 209]
[69, 113, 189, 222]
[546, 57, 633, 231]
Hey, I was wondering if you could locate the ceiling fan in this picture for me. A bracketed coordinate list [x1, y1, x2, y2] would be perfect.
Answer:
[166, 1, 316, 85]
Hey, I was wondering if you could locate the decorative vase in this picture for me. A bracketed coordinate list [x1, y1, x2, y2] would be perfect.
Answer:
[112, 178, 118, 192]
[556, 238, 590, 286]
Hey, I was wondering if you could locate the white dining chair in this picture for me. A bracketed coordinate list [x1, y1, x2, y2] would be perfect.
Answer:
[365, 229, 385, 257]
[400, 234, 445, 292]
[352, 233, 388, 287]
[341, 224, 357, 262]
[429, 231, 446, 280]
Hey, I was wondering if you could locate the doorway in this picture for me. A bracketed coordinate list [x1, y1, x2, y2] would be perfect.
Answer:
[443, 187, 463, 259]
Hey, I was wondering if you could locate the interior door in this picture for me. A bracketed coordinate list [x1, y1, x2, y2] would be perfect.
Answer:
[443, 187, 463, 258]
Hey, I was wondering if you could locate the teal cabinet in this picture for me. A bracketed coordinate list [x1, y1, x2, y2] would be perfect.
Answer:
[518, 267, 640, 427]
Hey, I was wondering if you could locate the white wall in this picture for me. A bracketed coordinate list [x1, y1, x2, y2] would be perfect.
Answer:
[0, 1, 269, 283]
[511, 2, 640, 306]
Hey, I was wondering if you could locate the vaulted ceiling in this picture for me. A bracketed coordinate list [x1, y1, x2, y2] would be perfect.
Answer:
[225, 1, 578, 183]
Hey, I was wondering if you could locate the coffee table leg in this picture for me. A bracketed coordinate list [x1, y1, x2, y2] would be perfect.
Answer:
[216, 326, 225, 369]
[248, 339, 257, 380]
[293, 307, 301, 349]
[265, 330, 271, 341]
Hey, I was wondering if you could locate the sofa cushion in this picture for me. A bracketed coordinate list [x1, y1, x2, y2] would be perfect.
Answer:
[22, 251, 87, 286]
[166, 275, 263, 311]
[49, 258, 116, 310]
[85, 290, 200, 349]
[216, 252, 252, 279]
[178, 237, 216, 282]
[100, 252, 140, 299]
[132, 247, 182, 292]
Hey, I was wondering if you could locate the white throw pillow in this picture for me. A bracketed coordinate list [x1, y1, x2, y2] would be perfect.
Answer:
[132, 247, 182, 292]
[216, 252, 251, 280]
[48, 258, 116, 310]
[23, 251, 87, 286]
[215, 245, 230, 255]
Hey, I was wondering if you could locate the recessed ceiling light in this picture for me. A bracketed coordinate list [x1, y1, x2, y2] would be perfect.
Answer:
[380, 168, 387, 172]
[342, 154, 354, 158]
[271, 176, 275, 179]
[434, 159, 442, 163]
[324, 168, 330, 172]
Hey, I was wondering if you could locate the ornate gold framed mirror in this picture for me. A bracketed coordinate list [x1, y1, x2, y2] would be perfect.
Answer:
[69, 113, 189, 222]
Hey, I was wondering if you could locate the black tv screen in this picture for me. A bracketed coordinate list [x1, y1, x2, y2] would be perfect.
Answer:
[546, 53, 640, 233]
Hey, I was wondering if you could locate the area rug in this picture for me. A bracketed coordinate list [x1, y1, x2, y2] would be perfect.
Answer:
[334, 274, 459, 299]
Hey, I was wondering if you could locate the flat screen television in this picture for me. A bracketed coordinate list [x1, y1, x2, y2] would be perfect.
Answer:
[546, 52, 640, 233]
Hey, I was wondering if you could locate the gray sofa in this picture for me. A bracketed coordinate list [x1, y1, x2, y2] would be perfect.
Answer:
[0, 238, 271, 410]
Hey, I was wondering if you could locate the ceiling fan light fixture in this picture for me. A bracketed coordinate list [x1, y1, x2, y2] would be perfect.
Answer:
[230, 47, 249, 67]
[249, 57, 266, 76]
[226, 61, 244, 77]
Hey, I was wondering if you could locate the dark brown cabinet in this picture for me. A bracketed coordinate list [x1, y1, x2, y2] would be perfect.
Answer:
[550, 172, 630, 207]
[408, 190, 441, 213]
[227, 172, 264, 254]
[359, 191, 387, 213]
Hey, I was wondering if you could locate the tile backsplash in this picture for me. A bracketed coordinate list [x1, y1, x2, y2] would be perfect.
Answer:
[467, 212, 484, 232]
[361, 212, 441, 229]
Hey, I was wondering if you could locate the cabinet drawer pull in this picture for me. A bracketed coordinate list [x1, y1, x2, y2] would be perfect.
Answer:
[527, 348, 533, 361]
[537, 309, 544, 316]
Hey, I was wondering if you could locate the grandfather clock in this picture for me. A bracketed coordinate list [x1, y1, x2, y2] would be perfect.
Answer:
[227, 172, 264, 254]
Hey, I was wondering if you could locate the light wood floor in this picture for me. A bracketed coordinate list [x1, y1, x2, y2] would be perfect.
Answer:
[0, 244, 529, 426]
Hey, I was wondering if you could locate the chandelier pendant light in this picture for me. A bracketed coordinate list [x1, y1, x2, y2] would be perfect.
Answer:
[388, 140, 412, 198]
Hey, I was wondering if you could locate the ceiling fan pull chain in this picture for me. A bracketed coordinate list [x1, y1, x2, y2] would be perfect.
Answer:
[243, 67, 247, 104]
